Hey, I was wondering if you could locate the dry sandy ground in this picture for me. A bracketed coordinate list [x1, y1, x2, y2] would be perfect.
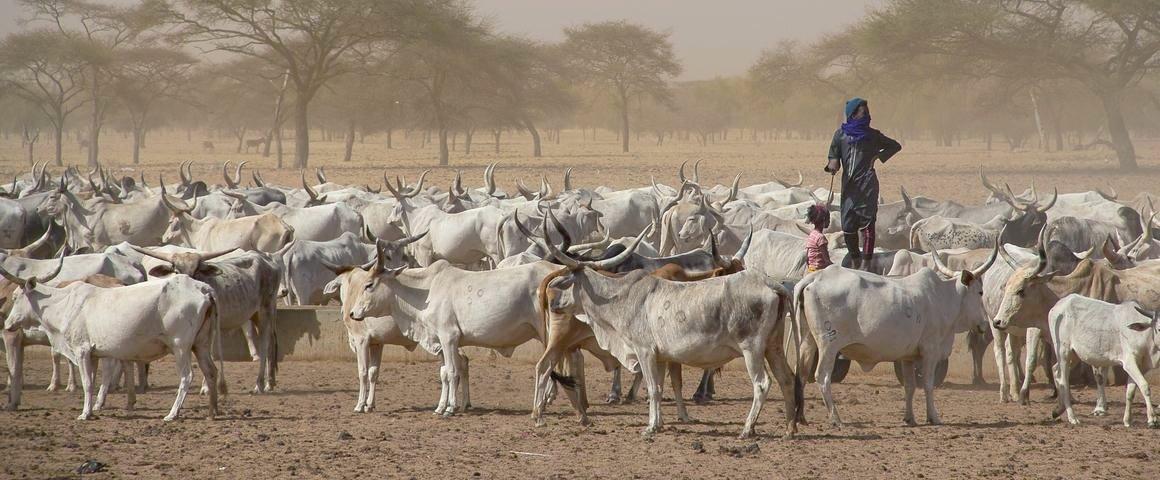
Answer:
[3, 356, 1160, 479]
[2, 131, 1160, 478]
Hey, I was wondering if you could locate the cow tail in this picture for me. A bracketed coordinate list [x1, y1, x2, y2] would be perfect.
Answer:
[780, 287, 805, 423]
[209, 293, 227, 397]
[792, 279, 809, 383]
[269, 297, 279, 387]
[549, 370, 577, 390]
[539, 266, 576, 389]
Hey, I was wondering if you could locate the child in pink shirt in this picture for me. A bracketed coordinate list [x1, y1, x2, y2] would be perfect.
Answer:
[805, 204, 832, 272]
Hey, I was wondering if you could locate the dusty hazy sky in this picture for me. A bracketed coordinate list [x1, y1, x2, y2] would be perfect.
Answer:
[0, 0, 879, 80]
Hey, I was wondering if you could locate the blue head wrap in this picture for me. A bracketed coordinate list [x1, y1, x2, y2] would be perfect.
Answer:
[841, 98, 871, 142]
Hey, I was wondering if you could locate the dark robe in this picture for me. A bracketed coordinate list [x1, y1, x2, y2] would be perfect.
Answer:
[827, 128, 902, 233]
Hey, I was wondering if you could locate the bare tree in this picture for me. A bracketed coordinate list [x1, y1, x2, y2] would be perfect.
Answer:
[113, 46, 196, 164]
[0, 30, 88, 165]
[562, 21, 681, 153]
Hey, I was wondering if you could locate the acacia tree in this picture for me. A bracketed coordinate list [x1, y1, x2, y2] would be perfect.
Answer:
[113, 46, 196, 164]
[21, 0, 164, 167]
[0, 30, 88, 165]
[861, 0, 1160, 170]
[479, 37, 575, 158]
[167, 0, 399, 168]
[562, 21, 681, 153]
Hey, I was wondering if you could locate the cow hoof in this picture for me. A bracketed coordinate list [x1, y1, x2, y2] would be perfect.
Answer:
[441, 411, 455, 418]
[927, 417, 943, 426]
[1067, 417, 1080, 426]
[200, 386, 209, 395]
[1091, 408, 1108, 417]
[640, 427, 658, 437]
[65, 385, 75, 392]
[163, 415, 177, 422]
[77, 413, 93, 421]
[903, 417, 917, 427]
[579, 416, 592, 427]
[365, 405, 375, 413]
[692, 395, 708, 406]
[678, 414, 693, 423]
[353, 404, 366, 413]
[604, 394, 620, 404]
[738, 431, 754, 440]
[46, 384, 58, 392]
[534, 418, 547, 427]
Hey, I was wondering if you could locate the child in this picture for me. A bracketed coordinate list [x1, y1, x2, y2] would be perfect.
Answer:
[805, 203, 832, 272]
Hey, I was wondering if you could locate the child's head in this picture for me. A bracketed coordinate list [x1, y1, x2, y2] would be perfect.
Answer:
[807, 204, 830, 230]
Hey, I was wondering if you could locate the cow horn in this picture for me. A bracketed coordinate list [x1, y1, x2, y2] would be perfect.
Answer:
[316, 166, 328, 185]
[485, 163, 497, 196]
[733, 225, 754, 262]
[651, 176, 665, 198]
[1033, 228, 1049, 276]
[678, 160, 690, 184]
[512, 211, 538, 241]
[222, 161, 237, 189]
[538, 214, 580, 269]
[87, 169, 101, 193]
[1097, 184, 1117, 201]
[397, 230, 428, 247]
[0, 262, 24, 286]
[198, 248, 238, 262]
[252, 170, 265, 188]
[900, 185, 914, 211]
[585, 224, 650, 271]
[233, 161, 247, 187]
[693, 159, 702, 184]
[365, 184, 381, 194]
[997, 241, 1018, 269]
[971, 237, 1001, 278]
[563, 167, 573, 191]
[160, 174, 196, 214]
[1143, 211, 1156, 243]
[301, 172, 319, 200]
[383, 172, 402, 200]
[567, 228, 611, 254]
[30, 163, 44, 192]
[407, 170, 429, 197]
[706, 227, 721, 262]
[726, 173, 740, 204]
[452, 170, 465, 197]
[547, 208, 574, 252]
[177, 160, 190, 185]
[539, 175, 552, 198]
[221, 190, 247, 200]
[2, 227, 52, 256]
[929, 247, 957, 278]
[701, 196, 726, 226]
[130, 245, 176, 264]
[979, 167, 1002, 195]
[1034, 188, 1058, 214]
[32, 249, 65, 285]
[516, 180, 535, 200]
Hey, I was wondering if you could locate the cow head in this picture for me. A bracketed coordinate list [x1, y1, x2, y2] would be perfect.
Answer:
[131, 246, 236, 278]
[993, 233, 1058, 330]
[1000, 188, 1057, 247]
[533, 216, 651, 312]
[673, 195, 724, 249]
[930, 238, 999, 335]
[301, 172, 328, 206]
[0, 251, 64, 332]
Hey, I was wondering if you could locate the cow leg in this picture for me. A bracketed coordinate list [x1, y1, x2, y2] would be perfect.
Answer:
[739, 349, 771, 439]
[366, 344, 383, 413]
[240, 320, 260, 362]
[765, 339, 801, 438]
[1120, 362, 1155, 428]
[992, 328, 1012, 403]
[193, 341, 219, 419]
[124, 361, 136, 412]
[439, 340, 460, 417]
[435, 364, 450, 415]
[816, 345, 842, 428]
[669, 363, 690, 422]
[799, 336, 819, 384]
[458, 353, 470, 411]
[1019, 330, 1042, 405]
[532, 344, 565, 424]
[1091, 366, 1109, 416]
[568, 350, 588, 414]
[47, 350, 61, 391]
[968, 330, 989, 385]
[136, 362, 148, 394]
[352, 337, 370, 413]
[900, 360, 917, 426]
[65, 361, 76, 392]
[693, 370, 712, 405]
[1040, 340, 1058, 399]
[1053, 344, 1079, 425]
[249, 317, 269, 394]
[164, 349, 194, 422]
[920, 357, 942, 425]
[1124, 381, 1137, 427]
[76, 349, 96, 420]
[4, 330, 23, 411]
[625, 371, 644, 403]
[606, 367, 622, 404]
[638, 353, 663, 436]
[95, 359, 119, 412]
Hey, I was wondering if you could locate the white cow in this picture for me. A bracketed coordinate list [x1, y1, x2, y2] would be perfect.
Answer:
[1, 259, 223, 421]
[1048, 295, 1159, 427]
[794, 242, 998, 426]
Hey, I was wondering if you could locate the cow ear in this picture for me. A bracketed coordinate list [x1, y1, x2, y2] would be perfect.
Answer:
[148, 265, 175, 277]
[1127, 322, 1152, 332]
[322, 278, 341, 297]
[197, 264, 222, 277]
[959, 270, 975, 286]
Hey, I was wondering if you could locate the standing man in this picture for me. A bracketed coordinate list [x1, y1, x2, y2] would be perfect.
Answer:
[825, 97, 902, 269]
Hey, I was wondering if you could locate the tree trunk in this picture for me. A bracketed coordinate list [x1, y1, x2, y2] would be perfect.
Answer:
[275, 127, 284, 169]
[343, 120, 356, 162]
[438, 127, 449, 166]
[464, 128, 474, 155]
[1029, 88, 1048, 152]
[1098, 90, 1138, 170]
[293, 98, 310, 169]
[525, 119, 542, 157]
[985, 131, 992, 151]
[493, 129, 501, 154]
[386, 128, 393, 149]
[619, 93, 630, 153]
[235, 127, 246, 153]
[132, 127, 143, 165]
[53, 122, 64, 166]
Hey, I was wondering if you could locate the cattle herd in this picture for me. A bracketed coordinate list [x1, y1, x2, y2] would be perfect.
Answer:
[1, 159, 1159, 438]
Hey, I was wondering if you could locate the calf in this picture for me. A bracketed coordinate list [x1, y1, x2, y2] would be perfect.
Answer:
[1048, 294, 1159, 427]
